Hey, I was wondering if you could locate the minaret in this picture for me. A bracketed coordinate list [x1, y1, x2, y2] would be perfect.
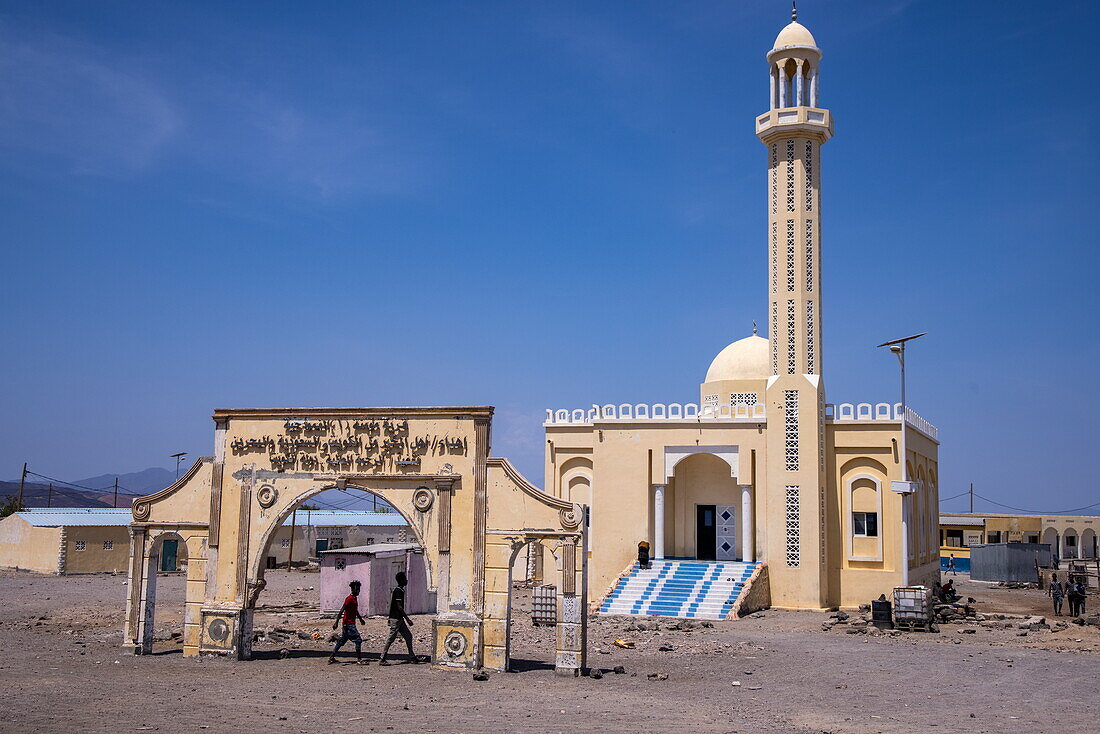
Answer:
[758, 8, 834, 609]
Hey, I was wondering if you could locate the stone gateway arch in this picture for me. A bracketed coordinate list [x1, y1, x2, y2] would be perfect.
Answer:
[123, 407, 587, 675]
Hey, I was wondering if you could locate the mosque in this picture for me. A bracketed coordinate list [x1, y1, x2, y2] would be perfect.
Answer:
[543, 11, 941, 611]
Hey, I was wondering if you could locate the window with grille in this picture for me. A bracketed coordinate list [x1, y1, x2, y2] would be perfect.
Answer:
[770, 144, 778, 216]
[786, 140, 795, 212]
[784, 390, 799, 471]
[770, 222, 777, 293]
[280, 538, 290, 548]
[770, 302, 779, 375]
[804, 140, 814, 211]
[806, 301, 815, 374]
[786, 220, 796, 292]
[786, 300, 796, 375]
[730, 393, 758, 406]
[103, 540, 113, 551]
[785, 485, 800, 567]
[805, 219, 814, 292]
[75, 540, 86, 551]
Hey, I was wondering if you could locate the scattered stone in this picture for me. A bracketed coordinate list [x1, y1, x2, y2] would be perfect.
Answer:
[472, 670, 489, 681]
[613, 666, 626, 675]
[590, 670, 603, 680]
[731, 681, 741, 687]
[278, 648, 290, 658]
[750, 613, 765, 619]
[833, 610, 850, 621]
[658, 645, 674, 652]
[958, 629, 976, 635]
[647, 672, 669, 681]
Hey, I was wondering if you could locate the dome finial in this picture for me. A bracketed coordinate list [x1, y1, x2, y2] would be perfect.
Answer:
[792, 1, 797, 21]
[752, 320, 758, 335]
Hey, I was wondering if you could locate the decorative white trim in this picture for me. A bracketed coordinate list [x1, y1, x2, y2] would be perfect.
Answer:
[664, 445, 739, 482]
[545, 403, 765, 426]
[845, 473, 884, 562]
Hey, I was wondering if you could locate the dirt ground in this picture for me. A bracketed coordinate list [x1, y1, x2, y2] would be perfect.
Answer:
[0, 569, 1097, 734]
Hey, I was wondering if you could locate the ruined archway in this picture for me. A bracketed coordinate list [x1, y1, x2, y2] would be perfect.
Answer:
[504, 539, 561, 672]
[124, 407, 587, 675]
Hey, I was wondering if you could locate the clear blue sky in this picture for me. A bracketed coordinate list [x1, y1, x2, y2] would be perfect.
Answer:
[2, 1, 1097, 515]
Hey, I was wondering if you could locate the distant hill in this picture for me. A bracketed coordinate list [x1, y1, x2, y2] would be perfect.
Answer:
[0, 467, 178, 509]
[74, 467, 178, 496]
[0, 481, 114, 508]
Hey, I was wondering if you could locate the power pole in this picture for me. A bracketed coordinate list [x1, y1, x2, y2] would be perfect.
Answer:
[969, 483, 973, 514]
[17, 463, 26, 510]
[47, 483, 52, 508]
[288, 509, 297, 572]
[113, 478, 119, 508]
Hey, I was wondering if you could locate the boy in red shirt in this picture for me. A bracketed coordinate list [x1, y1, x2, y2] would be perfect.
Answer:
[328, 580, 367, 664]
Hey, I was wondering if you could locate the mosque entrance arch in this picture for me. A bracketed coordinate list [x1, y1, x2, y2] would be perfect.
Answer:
[124, 407, 588, 676]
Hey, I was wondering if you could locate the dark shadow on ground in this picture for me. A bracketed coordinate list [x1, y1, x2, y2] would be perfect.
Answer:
[506, 657, 555, 673]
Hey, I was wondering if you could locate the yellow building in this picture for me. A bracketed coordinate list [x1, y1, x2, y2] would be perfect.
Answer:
[940, 513, 1099, 572]
[0, 509, 132, 574]
[544, 13, 940, 612]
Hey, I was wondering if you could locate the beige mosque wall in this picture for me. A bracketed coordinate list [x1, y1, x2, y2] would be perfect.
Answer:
[827, 423, 939, 607]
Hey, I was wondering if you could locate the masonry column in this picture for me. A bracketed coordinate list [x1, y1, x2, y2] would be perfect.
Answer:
[653, 485, 666, 560]
[740, 484, 754, 562]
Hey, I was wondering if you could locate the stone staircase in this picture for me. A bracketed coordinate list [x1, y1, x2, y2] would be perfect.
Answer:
[598, 559, 760, 620]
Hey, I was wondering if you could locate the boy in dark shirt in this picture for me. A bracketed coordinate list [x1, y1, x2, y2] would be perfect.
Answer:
[379, 572, 425, 664]
[329, 580, 366, 664]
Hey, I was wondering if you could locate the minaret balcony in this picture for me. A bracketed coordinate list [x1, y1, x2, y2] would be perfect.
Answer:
[756, 106, 833, 143]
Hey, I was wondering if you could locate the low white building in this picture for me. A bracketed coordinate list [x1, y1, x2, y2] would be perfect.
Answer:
[265, 510, 410, 569]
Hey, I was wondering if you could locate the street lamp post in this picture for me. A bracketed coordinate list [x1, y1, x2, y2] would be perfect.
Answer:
[877, 332, 926, 587]
[170, 452, 188, 478]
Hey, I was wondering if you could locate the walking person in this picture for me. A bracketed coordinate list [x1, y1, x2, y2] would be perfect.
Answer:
[1049, 573, 1065, 616]
[946, 554, 957, 576]
[329, 580, 367, 664]
[1066, 577, 1083, 617]
[379, 571, 425, 665]
[1073, 579, 1087, 616]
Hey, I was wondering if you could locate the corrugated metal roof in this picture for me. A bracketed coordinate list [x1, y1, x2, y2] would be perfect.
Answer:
[14, 508, 133, 527]
[320, 542, 420, 555]
[281, 510, 407, 528]
[940, 516, 986, 526]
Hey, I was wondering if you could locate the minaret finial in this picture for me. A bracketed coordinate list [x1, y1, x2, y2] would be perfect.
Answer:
[752, 320, 758, 336]
[792, 1, 797, 21]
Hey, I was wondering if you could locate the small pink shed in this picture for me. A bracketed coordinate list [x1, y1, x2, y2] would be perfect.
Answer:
[319, 543, 434, 616]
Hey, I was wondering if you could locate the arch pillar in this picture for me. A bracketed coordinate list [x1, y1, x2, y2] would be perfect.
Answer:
[654, 485, 666, 560]
[740, 484, 754, 562]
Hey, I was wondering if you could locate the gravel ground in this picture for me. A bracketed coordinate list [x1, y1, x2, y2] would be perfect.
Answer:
[0, 569, 1097, 733]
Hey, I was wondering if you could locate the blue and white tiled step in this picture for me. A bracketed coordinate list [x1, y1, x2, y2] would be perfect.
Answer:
[599, 560, 759, 620]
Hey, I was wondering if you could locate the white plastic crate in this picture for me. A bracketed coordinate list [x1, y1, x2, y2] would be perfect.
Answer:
[892, 586, 931, 623]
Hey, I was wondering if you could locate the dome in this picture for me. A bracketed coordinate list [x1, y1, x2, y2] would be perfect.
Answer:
[704, 334, 770, 382]
[772, 21, 817, 50]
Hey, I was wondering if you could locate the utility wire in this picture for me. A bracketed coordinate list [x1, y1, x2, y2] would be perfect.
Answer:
[24, 470, 117, 493]
[970, 491, 1100, 516]
[938, 490, 970, 503]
